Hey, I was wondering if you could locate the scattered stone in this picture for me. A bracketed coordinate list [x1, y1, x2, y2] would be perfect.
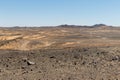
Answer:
[22, 57, 28, 62]
[50, 56, 56, 59]
[112, 55, 120, 61]
[27, 61, 35, 65]
[21, 66, 26, 69]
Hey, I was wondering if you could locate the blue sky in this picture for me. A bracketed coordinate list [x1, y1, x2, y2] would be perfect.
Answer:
[0, 0, 120, 27]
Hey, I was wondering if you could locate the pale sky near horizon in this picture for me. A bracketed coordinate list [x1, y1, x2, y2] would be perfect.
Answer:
[0, 0, 120, 27]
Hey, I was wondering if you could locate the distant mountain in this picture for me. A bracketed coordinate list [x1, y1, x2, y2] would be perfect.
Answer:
[57, 24, 112, 28]
[93, 24, 107, 27]
[57, 24, 90, 28]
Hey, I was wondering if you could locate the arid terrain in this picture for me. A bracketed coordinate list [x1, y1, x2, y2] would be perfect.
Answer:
[0, 25, 120, 80]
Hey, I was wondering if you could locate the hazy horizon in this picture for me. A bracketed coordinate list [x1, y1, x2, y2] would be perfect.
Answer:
[0, 0, 120, 27]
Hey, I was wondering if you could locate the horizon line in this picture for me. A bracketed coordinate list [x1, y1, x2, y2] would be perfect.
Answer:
[0, 24, 119, 27]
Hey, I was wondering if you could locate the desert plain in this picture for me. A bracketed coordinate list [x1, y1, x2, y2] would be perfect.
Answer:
[0, 25, 120, 80]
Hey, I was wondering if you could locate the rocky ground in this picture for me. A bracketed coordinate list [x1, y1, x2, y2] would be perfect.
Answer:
[0, 26, 120, 80]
